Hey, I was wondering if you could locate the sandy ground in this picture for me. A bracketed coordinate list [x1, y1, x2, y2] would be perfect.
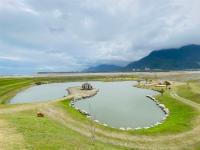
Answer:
[67, 86, 98, 99]
[1, 71, 200, 80]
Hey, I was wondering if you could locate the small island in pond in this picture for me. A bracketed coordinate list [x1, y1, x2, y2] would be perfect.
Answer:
[67, 83, 99, 100]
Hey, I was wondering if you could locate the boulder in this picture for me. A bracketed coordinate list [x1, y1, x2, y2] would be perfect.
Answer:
[103, 123, 108, 127]
[135, 127, 141, 130]
[37, 112, 44, 117]
[120, 127, 125, 130]
[94, 120, 99, 123]
[144, 127, 150, 129]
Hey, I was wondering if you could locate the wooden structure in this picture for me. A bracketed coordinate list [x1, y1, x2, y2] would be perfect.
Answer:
[82, 83, 93, 90]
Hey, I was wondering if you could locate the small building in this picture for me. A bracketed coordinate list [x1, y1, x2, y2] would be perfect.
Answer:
[82, 83, 93, 90]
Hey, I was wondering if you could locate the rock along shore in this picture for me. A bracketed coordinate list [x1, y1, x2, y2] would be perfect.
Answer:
[68, 86, 169, 131]
[67, 86, 99, 117]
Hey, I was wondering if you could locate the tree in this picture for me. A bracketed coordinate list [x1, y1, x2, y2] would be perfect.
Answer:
[149, 79, 152, 84]
[137, 80, 141, 86]
[164, 81, 171, 90]
[160, 89, 165, 96]
[145, 78, 148, 84]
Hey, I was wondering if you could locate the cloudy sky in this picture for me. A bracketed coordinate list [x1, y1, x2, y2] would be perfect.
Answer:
[0, 0, 200, 74]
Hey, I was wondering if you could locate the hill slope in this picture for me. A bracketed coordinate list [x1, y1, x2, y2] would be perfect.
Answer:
[84, 44, 200, 72]
[84, 64, 122, 72]
[126, 44, 200, 70]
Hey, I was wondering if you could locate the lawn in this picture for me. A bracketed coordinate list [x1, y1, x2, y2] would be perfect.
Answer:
[176, 81, 200, 104]
[0, 75, 138, 104]
[2, 109, 127, 150]
[57, 92, 197, 135]
[0, 76, 199, 149]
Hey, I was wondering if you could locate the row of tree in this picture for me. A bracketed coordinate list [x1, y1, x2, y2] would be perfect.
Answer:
[137, 79, 172, 96]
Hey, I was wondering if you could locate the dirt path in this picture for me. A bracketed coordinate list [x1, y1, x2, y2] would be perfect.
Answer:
[190, 83, 200, 95]
[0, 103, 46, 150]
[0, 92, 200, 150]
[170, 91, 200, 110]
[0, 119, 26, 150]
[42, 92, 200, 150]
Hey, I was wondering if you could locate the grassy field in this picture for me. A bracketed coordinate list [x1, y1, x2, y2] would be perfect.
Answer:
[2, 109, 126, 150]
[0, 75, 138, 104]
[176, 81, 200, 104]
[0, 76, 136, 150]
[0, 76, 200, 149]
[57, 94, 197, 135]
[131, 82, 198, 134]
[132, 92, 197, 134]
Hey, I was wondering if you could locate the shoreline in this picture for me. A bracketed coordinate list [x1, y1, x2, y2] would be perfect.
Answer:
[66, 86, 99, 100]
[68, 84, 169, 131]
[67, 86, 99, 117]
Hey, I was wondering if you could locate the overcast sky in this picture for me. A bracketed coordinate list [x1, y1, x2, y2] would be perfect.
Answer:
[0, 0, 200, 74]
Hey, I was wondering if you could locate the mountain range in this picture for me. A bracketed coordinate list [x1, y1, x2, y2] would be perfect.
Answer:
[84, 44, 200, 72]
[84, 64, 123, 72]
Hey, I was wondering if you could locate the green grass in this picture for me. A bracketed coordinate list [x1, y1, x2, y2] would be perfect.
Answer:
[1, 94, 197, 149]
[129, 82, 198, 135]
[57, 100, 92, 123]
[176, 81, 200, 104]
[0, 79, 34, 104]
[132, 92, 197, 135]
[57, 92, 197, 135]
[0, 75, 138, 104]
[2, 109, 126, 150]
[0, 76, 199, 149]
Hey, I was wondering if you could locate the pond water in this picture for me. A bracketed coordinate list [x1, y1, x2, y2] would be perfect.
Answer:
[10, 81, 165, 128]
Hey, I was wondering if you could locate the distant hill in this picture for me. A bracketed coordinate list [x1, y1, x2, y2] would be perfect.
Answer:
[126, 44, 200, 71]
[83, 64, 122, 72]
[84, 44, 200, 72]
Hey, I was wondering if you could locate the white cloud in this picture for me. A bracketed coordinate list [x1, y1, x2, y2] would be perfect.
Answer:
[0, 0, 200, 73]
[0, 56, 23, 61]
[81, 17, 95, 29]
[52, 9, 62, 18]
[0, 0, 39, 15]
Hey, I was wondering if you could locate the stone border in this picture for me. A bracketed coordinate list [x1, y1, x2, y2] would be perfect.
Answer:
[145, 95, 169, 126]
[67, 88, 99, 100]
[69, 91, 169, 131]
[69, 89, 98, 116]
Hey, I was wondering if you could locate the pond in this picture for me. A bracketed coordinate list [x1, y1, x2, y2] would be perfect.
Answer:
[10, 81, 165, 128]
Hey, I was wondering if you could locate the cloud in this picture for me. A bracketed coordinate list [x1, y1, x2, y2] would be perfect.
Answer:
[0, 0, 39, 15]
[0, 0, 200, 74]
[52, 9, 63, 18]
[0, 56, 24, 61]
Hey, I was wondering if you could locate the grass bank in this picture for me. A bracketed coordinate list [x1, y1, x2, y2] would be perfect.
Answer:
[135, 91, 197, 134]
[0, 75, 138, 104]
[1, 107, 127, 150]
[0, 77, 200, 149]
[1, 77, 195, 135]
[57, 91, 197, 135]
[176, 80, 200, 104]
